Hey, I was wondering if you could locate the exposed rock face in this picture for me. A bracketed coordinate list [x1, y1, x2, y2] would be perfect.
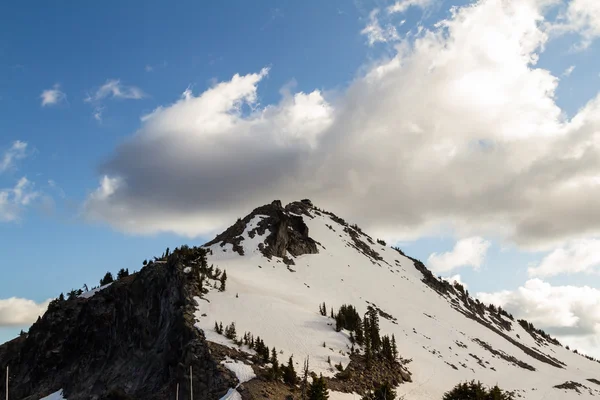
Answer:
[205, 200, 319, 260]
[0, 258, 235, 400]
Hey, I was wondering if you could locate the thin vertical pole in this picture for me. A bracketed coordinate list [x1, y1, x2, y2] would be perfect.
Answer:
[189, 366, 193, 400]
[176, 383, 179, 400]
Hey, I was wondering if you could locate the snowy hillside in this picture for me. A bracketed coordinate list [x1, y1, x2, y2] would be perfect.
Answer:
[194, 200, 600, 399]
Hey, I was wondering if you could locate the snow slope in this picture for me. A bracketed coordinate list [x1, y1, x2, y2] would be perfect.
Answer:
[40, 390, 66, 400]
[194, 203, 600, 399]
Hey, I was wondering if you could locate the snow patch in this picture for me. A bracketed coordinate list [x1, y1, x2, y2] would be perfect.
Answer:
[329, 391, 360, 400]
[219, 388, 242, 400]
[40, 390, 66, 400]
[221, 357, 256, 384]
[79, 283, 112, 299]
[184, 266, 192, 274]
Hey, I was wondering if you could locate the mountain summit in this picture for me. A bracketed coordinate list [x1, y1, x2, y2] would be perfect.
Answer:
[2, 200, 600, 399]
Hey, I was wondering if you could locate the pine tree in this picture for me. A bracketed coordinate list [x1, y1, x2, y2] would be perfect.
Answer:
[391, 334, 398, 360]
[283, 356, 298, 385]
[308, 374, 329, 400]
[367, 307, 381, 353]
[58, 292, 65, 302]
[219, 322, 224, 334]
[363, 317, 372, 368]
[301, 357, 310, 400]
[219, 270, 227, 291]
[100, 272, 114, 286]
[215, 321, 220, 333]
[355, 320, 364, 346]
[442, 380, 514, 400]
[269, 347, 280, 381]
[362, 382, 396, 400]
[117, 268, 129, 280]
[143, 259, 148, 266]
[225, 322, 237, 339]
[382, 335, 393, 361]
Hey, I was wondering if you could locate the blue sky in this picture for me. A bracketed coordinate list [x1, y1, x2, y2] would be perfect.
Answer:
[2, 0, 600, 356]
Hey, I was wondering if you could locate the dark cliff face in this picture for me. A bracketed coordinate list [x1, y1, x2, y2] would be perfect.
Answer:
[205, 199, 319, 260]
[0, 256, 235, 400]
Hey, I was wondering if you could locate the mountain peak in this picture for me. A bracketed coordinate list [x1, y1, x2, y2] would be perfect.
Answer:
[204, 199, 319, 264]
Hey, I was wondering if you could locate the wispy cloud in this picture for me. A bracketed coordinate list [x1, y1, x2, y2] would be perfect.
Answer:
[0, 141, 28, 173]
[551, 0, 600, 50]
[562, 65, 576, 77]
[387, 0, 435, 14]
[0, 177, 39, 222]
[40, 84, 67, 107]
[85, 79, 145, 102]
[145, 61, 168, 72]
[361, 9, 400, 46]
[93, 106, 104, 122]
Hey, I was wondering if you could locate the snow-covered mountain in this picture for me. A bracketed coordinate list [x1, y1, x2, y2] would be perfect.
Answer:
[2, 199, 600, 400]
[195, 199, 600, 399]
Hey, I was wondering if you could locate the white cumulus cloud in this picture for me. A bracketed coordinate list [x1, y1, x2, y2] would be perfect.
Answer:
[82, 0, 600, 251]
[477, 279, 600, 358]
[0, 297, 51, 327]
[40, 84, 67, 107]
[428, 237, 491, 273]
[528, 238, 600, 277]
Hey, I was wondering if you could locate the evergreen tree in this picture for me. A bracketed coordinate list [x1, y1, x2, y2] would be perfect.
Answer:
[269, 347, 280, 380]
[301, 357, 310, 400]
[391, 334, 398, 360]
[283, 356, 298, 385]
[362, 382, 396, 400]
[219, 270, 227, 292]
[442, 380, 514, 400]
[100, 272, 114, 286]
[355, 321, 364, 346]
[308, 374, 329, 400]
[214, 321, 220, 333]
[58, 292, 65, 302]
[225, 322, 237, 340]
[219, 322, 224, 334]
[364, 316, 372, 369]
[143, 259, 148, 266]
[83, 283, 89, 292]
[381, 335, 393, 361]
[117, 268, 129, 280]
[165, 247, 170, 257]
[367, 307, 381, 353]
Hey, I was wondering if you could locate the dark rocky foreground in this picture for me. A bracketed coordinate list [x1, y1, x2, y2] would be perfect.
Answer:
[0, 256, 236, 400]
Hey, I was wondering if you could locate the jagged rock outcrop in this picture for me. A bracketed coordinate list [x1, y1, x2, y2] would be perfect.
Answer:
[205, 200, 318, 261]
[0, 257, 235, 400]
